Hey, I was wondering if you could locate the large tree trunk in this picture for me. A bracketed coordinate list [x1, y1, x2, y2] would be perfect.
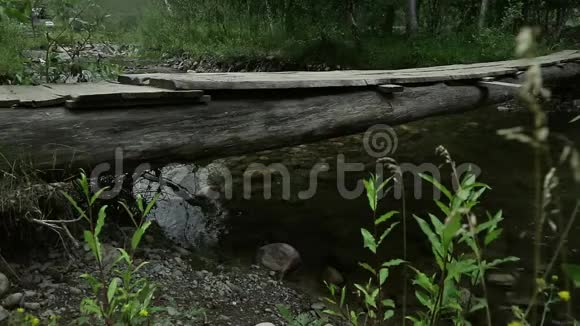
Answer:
[1, 63, 579, 172]
[478, 0, 489, 30]
[346, 0, 360, 45]
[406, 0, 419, 36]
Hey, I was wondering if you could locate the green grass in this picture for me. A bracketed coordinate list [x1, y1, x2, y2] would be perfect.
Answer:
[131, 5, 557, 70]
[0, 20, 28, 83]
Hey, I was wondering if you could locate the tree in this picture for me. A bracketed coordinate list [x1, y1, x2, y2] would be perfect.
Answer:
[406, 0, 418, 36]
[478, 0, 489, 30]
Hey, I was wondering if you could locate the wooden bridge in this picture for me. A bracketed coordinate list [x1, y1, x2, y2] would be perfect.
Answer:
[1, 50, 579, 170]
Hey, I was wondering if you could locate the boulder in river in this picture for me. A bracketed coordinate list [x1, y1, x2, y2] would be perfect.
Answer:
[2, 292, 23, 308]
[0, 273, 9, 297]
[0, 306, 8, 322]
[256, 243, 301, 274]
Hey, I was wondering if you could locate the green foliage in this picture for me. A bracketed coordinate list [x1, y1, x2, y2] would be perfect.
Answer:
[324, 175, 403, 325]
[563, 263, 580, 288]
[6, 308, 42, 326]
[130, 0, 570, 70]
[277, 304, 329, 326]
[63, 172, 161, 325]
[0, 19, 28, 83]
[407, 170, 519, 326]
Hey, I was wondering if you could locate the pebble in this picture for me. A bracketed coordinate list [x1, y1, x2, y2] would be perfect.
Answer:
[23, 302, 41, 310]
[256, 243, 301, 274]
[167, 306, 178, 316]
[69, 287, 82, 295]
[311, 302, 325, 310]
[0, 273, 9, 297]
[487, 273, 516, 287]
[2, 292, 24, 308]
[255, 323, 276, 326]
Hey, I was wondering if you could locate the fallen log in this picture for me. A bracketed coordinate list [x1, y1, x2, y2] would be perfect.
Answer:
[0, 63, 579, 172]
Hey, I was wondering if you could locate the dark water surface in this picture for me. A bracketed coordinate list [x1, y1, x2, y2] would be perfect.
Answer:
[217, 105, 580, 322]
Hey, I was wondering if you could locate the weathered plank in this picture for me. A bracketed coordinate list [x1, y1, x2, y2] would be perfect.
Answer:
[0, 82, 206, 109]
[118, 50, 580, 90]
[1, 62, 578, 171]
[0, 85, 65, 108]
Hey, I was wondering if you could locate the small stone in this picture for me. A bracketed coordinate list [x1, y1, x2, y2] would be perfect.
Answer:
[2, 292, 24, 308]
[311, 302, 325, 310]
[255, 323, 276, 326]
[0, 306, 8, 322]
[217, 314, 230, 321]
[173, 270, 184, 278]
[487, 273, 516, 287]
[69, 287, 82, 295]
[0, 273, 9, 297]
[256, 243, 301, 274]
[167, 306, 178, 316]
[23, 302, 41, 310]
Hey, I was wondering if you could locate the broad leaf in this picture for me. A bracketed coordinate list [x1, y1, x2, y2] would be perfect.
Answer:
[361, 228, 377, 253]
[132, 220, 152, 251]
[382, 259, 405, 267]
[379, 268, 389, 286]
[359, 262, 376, 275]
[107, 278, 119, 303]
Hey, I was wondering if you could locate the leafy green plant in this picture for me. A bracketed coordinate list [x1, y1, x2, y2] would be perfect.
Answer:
[277, 304, 328, 326]
[6, 308, 41, 326]
[62, 171, 161, 325]
[407, 158, 518, 326]
[324, 175, 403, 325]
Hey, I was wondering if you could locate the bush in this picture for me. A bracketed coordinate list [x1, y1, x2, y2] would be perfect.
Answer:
[0, 20, 27, 83]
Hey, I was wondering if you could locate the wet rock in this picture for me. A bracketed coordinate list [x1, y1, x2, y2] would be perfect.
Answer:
[322, 266, 344, 285]
[167, 306, 178, 316]
[0, 273, 9, 297]
[0, 306, 8, 322]
[2, 292, 24, 308]
[487, 273, 516, 287]
[23, 302, 41, 310]
[311, 302, 325, 310]
[256, 243, 301, 274]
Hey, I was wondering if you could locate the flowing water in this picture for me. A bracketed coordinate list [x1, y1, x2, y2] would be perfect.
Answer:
[140, 103, 580, 322]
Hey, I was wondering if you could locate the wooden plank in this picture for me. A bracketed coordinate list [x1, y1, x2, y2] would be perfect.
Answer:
[0, 85, 65, 108]
[377, 84, 404, 93]
[45, 82, 205, 109]
[3, 62, 579, 171]
[118, 50, 580, 90]
[0, 87, 20, 108]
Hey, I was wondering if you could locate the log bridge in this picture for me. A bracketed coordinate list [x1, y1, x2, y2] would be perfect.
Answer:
[1, 50, 580, 171]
